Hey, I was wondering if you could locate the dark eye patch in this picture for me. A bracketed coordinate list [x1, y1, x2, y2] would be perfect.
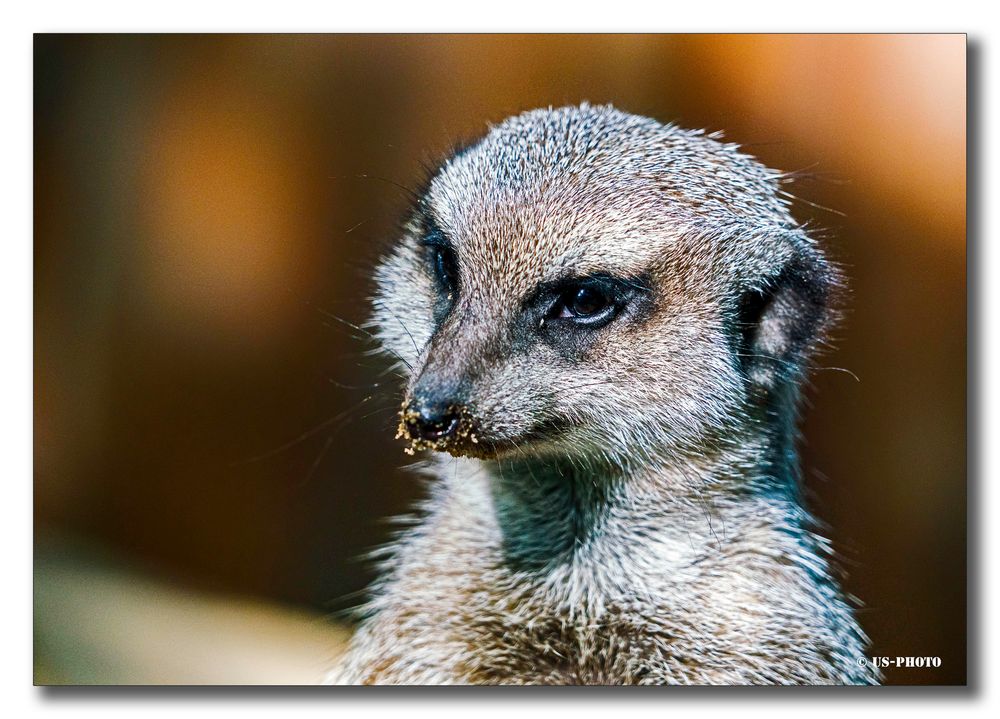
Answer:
[427, 243, 458, 295]
[522, 273, 653, 356]
[420, 214, 459, 322]
[419, 216, 459, 305]
[543, 274, 649, 321]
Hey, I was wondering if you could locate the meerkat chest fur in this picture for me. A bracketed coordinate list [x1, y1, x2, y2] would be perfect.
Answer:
[332, 104, 875, 685]
[335, 453, 871, 685]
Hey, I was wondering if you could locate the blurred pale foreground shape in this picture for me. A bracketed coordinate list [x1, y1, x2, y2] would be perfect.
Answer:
[34, 538, 351, 685]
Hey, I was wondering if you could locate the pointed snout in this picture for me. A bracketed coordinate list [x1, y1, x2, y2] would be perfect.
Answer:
[398, 362, 476, 449]
[397, 312, 498, 454]
[403, 396, 462, 442]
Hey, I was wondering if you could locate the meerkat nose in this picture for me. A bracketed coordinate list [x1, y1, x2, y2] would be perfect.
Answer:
[404, 399, 461, 442]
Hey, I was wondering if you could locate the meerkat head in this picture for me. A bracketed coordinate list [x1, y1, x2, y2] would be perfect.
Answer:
[373, 104, 837, 468]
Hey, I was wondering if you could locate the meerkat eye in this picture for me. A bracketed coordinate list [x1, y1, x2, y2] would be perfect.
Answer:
[429, 244, 459, 296]
[536, 274, 648, 335]
[560, 286, 607, 317]
[551, 282, 616, 326]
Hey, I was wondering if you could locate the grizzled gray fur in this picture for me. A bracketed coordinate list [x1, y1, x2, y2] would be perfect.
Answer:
[330, 104, 876, 685]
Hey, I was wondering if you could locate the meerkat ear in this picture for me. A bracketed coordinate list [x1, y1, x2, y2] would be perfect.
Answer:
[736, 245, 836, 396]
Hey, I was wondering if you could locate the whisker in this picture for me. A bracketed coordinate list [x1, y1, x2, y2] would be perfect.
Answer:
[351, 173, 422, 203]
[372, 298, 422, 359]
[234, 394, 377, 466]
[735, 352, 860, 382]
[299, 434, 335, 488]
[776, 189, 847, 217]
[316, 305, 413, 372]
[358, 405, 402, 422]
[328, 378, 385, 391]
[812, 366, 861, 382]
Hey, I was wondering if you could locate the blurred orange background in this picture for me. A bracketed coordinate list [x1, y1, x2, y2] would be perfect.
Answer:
[34, 34, 966, 685]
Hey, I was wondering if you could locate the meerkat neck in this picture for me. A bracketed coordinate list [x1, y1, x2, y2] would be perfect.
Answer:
[479, 435, 801, 572]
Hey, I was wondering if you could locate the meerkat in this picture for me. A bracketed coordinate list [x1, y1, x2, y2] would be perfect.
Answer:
[330, 103, 876, 685]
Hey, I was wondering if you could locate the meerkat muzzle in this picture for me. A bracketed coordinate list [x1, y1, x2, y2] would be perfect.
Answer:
[402, 400, 460, 442]
[396, 399, 485, 457]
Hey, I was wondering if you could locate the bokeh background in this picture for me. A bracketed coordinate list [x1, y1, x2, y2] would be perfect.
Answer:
[34, 34, 966, 685]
